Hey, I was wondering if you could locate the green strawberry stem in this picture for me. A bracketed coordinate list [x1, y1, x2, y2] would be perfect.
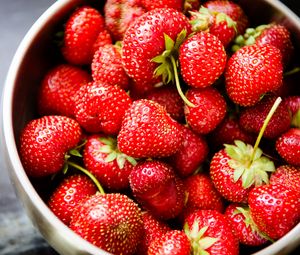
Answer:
[284, 66, 300, 76]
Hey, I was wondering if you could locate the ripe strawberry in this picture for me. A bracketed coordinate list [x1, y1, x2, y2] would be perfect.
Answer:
[184, 210, 239, 255]
[184, 87, 227, 135]
[92, 44, 130, 91]
[225, 203, 269, 246]
[276, 128, 300, 166]
[129, 160, 185, 220]
[283, 95, 300, 127]
[74, 81, 132, 135]
[92, 29, 113, 55]
[38, 64, 91, 117]
[179, 31, 227, 88]
[62, 6, 106, 65]
[248, 183, 300, 240]
[225, 44, 283, 106]
[48, 174, 97, 225]
[83, 134, 136, 191]
[118, 99, 183, 158]
[239, 96, 291, 139]
[168, 125, 209, 177]
[19, 116, 82, 177]
[141, 0, 184, 11]
[104, 0, 145, 41]
[70, 193, 144, 255]
[148, 230, 191, 255]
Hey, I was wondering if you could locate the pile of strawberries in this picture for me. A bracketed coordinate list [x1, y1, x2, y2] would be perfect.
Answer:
[18, 0, 300, 254]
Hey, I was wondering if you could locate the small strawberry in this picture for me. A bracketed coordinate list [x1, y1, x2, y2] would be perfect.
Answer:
[74, 81, 132, 135]
[179, 31, 227, 88]
[248, 183, 300, 240]
[141, 0, 184, 11]
[184, 210, 239, 255]
[19, 115, 82, 177]
[276, 128, 300, 166]
[70, 193, 144, 255]
[129, 160, 185, 220]
[83, 134, 137, 191]
[283, 95, 300, 127]
[118, 99, 183, 158]
[169, 125, 209, 177]
[184, 87, 227, 135]
[148, 230, 191, 255]
[48, 174, 97, 225]
[38, 64, 91, 117]
[225, 44, 283, 106]
[92, 43, 130, 91]
[62, 6, 106, 65]
[92, 29, 113, 56]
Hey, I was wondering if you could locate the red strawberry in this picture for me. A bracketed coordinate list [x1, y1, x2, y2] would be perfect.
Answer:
[179, 31, 227, 88]
[169, 125, 209, 177]
[284, 95, 300, 127]
[141, 0, 184, 11]
[104, 0, 145, 41]
[129, 160, 185, 220]
[38, 64, 91, 117]
[118, 99, 183, 158]
[248, 183, 300, 240]
[225, 203, 269, 246]
[70, 193, 144, 255]
[148, 230, 191, 255]
[19, 116, 82, 177]
[184, 210, 239, 255]
[184, 87, 227, 135]
[276, 128, 300, 166]
[83, 134, 136, 191]
[74, 81, 132, 135]
[92, 44, 130, 91]
[92, 29, 113, 55]
[62, 6, 106, 65]
[225, 44, 283, 106]
[239, 96, 291, 139]
[48, 174, 97, 225]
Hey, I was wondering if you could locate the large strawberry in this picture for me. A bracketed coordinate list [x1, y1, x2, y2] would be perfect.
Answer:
[38, 64, 91, 117]
[19, 115, 82, 177]
[118, 99, 183, 158]
[74, 81, 132, 135]
[70, 193, 144, 255]
[225, 44, 283, 106]
[129, 160, 185, 220]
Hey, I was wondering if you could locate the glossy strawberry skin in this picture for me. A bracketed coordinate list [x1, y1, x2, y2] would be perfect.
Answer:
[92, 29, 112, 55]
[70, 193, 144, 255]
[74, 81, 132, 135]
[185, 87, 227, 135]
[129, 160, 185, 220]
[141, 0, 184, 11]
[284, 95, 300, 116]
[225, 44, 283, 106]
[19, 116, 82, 177]
[118, 99, 183, 158]
[38, 64, 91, 117]
[48, 174, 97, 225]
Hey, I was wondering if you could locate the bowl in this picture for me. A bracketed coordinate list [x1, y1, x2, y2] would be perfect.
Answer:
[1, 0, 300, 254]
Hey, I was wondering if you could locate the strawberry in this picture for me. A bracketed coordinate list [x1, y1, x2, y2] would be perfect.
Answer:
[283, 95, 300, 127]
[248, 183, 300, 240]
[19, 115, 82, 177]
[48, 174, 97, 225]
[83, 134, 136, 191]
[179, 31, 227, 88]
[92, 29, 113, 55]
[91, 44, 130, 91]
[184, 0, 201, 13]
[38, 64, 91, 117]
[239, 96, 291, 139]
[276, 128, 300, 166]
[148, 230, 191, 255]
[184, 87, 227, 135]
[225, 203, 269, 246]
[225, 44, 283, 106]
[62, 6, 106, 65]
[169, 125, 209, 177]
[184, 209, 239, 255]
[104, 0, 145, 41]
[74, 81, 132, 135]
[141, 0, 184, 11]
[70, 193, 144, 255]
[129, 160, 185, 220]
[118, 99, 183, 158]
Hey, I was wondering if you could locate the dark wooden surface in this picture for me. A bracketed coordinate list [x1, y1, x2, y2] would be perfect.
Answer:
[0, 1, 299, 254]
